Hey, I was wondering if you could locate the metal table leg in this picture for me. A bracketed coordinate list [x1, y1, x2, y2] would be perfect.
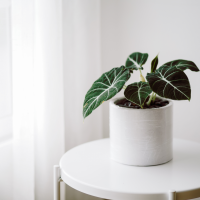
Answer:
[54, 165, 61, 200]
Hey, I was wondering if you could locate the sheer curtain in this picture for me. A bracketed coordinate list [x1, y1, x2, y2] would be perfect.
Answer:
[63, 0, 104, 199]
[12, 0, 35, 199]
[12, 0, 104, 199]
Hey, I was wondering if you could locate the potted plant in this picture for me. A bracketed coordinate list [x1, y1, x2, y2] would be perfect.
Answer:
[83, 52, 199, 166]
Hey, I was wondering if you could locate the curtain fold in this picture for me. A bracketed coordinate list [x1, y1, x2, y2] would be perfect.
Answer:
[12, 0, 65, 199]
[34, 0, 65, 199]
[12, 0, 104, 199]
[63, 0, 104, 199]
[63, 0, 103, 150]
[12, 0, 35, 199]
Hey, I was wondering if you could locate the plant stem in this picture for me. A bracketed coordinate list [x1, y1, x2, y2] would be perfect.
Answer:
[139, 69, 146, 82]
[153, 93, 157, 102]
[123, 85, 127, 89]
[147, 92, 155, 106]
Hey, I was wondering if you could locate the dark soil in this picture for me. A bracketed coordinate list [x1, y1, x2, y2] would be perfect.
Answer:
[116, 97, 169, 109]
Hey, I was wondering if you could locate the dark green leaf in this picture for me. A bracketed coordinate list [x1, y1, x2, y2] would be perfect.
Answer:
[146, 66, 191, 100]
[151, 54, 159, 73]
[163, 59, 199, 72]
[124, 82, 152, 107]
[83, 66, 131, 118]
[125, 52, 148, 70]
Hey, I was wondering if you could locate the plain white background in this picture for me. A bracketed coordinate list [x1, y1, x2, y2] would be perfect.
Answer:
[100, 0, 200, 143]
[0, 0, 200, 200]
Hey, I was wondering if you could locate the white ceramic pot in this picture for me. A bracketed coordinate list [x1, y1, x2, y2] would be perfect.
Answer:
[109, 97, 173, 166]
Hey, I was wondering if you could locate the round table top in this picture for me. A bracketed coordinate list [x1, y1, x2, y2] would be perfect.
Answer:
[59, 138, 200, 200]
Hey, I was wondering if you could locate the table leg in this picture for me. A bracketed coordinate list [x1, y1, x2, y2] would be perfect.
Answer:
[169, 190, 176, 200]
[54, 165, 61, 200]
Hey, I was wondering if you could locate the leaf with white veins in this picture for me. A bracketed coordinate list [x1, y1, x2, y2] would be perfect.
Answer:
[163, 59, 199, 72]
[125, 52, 148, 71]
[146, 65, 191, 100]
[124, 82, 152, 107]
[83, 66, 131, 118]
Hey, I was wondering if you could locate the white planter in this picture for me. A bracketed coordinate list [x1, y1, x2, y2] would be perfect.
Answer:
[109, 97, 173, 166]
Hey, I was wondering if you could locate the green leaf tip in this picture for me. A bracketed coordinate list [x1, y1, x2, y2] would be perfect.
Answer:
[151, 54, 159, 73]
[125, 52, 148, 71]
[146, 65, 191, 100]
[162, 59, 200, 72]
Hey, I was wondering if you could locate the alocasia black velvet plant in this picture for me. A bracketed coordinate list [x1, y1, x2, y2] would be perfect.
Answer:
[83, 52, 199, 118]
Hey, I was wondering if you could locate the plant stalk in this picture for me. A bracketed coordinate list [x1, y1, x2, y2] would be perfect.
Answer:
[147, 92, 155, 106]
[139, 69, 146, 82]
[152, 93, 157, 102]
[123, 85, 127, 90]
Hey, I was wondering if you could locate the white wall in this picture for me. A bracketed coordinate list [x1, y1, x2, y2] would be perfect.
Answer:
[101, 0, 200, 143]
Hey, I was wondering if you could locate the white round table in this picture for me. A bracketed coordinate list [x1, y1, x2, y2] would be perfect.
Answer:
[54, 139, 200, 200]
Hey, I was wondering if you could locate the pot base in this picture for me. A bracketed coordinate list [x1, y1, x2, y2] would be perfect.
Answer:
[111, 157, 173, 167]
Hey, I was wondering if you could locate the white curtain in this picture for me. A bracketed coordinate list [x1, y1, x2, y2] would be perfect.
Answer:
[63, 0, 104, 199]
[12, 0, 104, 199]
[34, 0, 65, 199]
[63, 0, 104, 151]
[12, 0, 35, 199]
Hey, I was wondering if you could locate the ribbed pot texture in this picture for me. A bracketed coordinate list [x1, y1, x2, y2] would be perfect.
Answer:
[109, 97, 173, 166]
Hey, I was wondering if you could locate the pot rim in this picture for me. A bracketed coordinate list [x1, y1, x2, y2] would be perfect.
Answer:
[110, 96, 173, 111]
